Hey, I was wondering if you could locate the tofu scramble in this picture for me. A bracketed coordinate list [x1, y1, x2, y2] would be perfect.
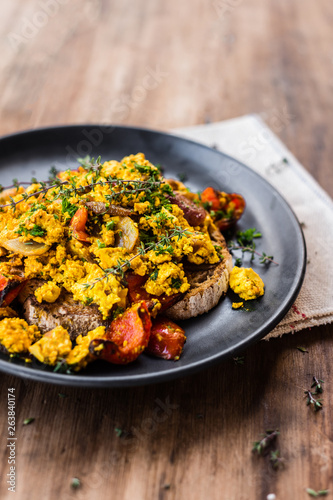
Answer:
[0, 153, 228, 370]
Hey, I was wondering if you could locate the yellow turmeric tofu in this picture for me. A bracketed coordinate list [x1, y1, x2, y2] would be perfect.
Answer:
[229, 267, 264, 300]
[0, 318, 41, 354]
[29, 326, 72, 365]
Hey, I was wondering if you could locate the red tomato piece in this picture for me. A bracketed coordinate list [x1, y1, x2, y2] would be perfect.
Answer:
[146, 316, 186, 360]
[201, 187, 246, 231]
[3, 282, 26, 306]
[126, 273, 149, 303]
[0, 274, 26, 306]
[69, 207, 90, 242]
[215, 193, 246, 231]
[125, 273, 182, 312]
[89, 301, 152, 365]
[201, 187, 221, 211]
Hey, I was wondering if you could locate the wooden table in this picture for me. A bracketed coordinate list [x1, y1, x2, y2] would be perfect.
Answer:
[0, 1, 332, 499]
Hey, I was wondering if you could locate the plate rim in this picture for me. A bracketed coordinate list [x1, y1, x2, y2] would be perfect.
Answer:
[0, 124, 307, 387]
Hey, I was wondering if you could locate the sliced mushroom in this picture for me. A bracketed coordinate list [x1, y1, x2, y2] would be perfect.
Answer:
[167, 193, 206, 226]
[85, 201, 133, 217]
[1, 238, 50, 256]
[115, 217, 139, 252]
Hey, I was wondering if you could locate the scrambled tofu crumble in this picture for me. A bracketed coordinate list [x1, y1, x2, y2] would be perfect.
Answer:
[0, 153, 224, 370]
[229, 267, 264, 301]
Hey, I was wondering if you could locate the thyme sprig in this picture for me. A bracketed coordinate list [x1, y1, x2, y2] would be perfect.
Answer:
[228, 227, 278, 265]
[304, 376, 324, 411]
[269, 449, 285, 470]
[228, 242, 278, 265]
[311, 376, 324, 394]
[0, 177, 166, 210]
[82, 226, 192, 289]
[0, 181, 31, 191]
[0, 180, 69, 209]
[304, 390, 323, 411]
[252, 429, 279, 455]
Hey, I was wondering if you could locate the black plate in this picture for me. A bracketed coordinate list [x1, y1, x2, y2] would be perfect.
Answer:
[0, 125, 306, 387]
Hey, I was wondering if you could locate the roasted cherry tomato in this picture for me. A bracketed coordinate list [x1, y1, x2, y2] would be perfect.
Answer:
[0, 274, 26, 306]
[89, 301, 152, 364]
[69, 207, 90, 242]
[201, 187, 245, 231]
[201, 186, 221, 211]
[146, 316, 186, 360]
[125, 273, 182, 312]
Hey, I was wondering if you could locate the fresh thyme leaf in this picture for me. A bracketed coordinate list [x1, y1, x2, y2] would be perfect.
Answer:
[304, 390, 323, 411]
[77, 155, 93, 169]
[150, 269, 159, 281]
[16, 224, 46, 237]
[311, 377, 324, 394]
[71, 477, 81, 490]
[171, 277, 182, 289]
[106, 220, 116, 231]
[297, 346, 309, 353]
[306, 489, 329, 497]
[237, 228, 262, 246]
[23, 418, 35, 425]
[177, 172, 188, 182]
[97, 239, 106, 249]
[61, 198, 78, 218]
[252, 430, 279, 455]
[53, 359, 72, 374]
[83, 297, 94, 306]
[114, 427, 124, 438]
[48, 166, 59, 182]
[270, 449, 285, 470]
[228, 227, 278, 266]
[29, 224, 46, 237]
[112, 307, 124, 320]
[233, 356, 245, 365]
[259, 252, 274, 264]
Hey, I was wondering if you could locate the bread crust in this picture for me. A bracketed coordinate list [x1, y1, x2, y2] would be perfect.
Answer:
[165, 229, 232, 320]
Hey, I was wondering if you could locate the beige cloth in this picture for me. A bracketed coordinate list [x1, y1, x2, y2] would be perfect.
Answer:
[174, 115, 333, 339]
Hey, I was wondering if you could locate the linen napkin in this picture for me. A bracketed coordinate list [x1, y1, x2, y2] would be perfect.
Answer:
[173, 115, 333, 339]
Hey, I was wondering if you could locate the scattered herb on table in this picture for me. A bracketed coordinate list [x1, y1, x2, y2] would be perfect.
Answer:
[304, 390, 323, 411]
[311, 377, 324, 394]
[270, 450, 285, 470]
[23, 418, 35, 425]
[252, 430, 279, 455]
[228, 228, 278, 266]
[306, 488, 329, 497]
[71, 477, 81, 490]
[297, 346, 309, 353]
[114, 427, 124, 438]
[233, 356, 245, 365]
[304, 376, 324, 411]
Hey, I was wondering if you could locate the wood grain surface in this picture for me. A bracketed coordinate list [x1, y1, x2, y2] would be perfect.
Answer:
[0, 1, 333, 499]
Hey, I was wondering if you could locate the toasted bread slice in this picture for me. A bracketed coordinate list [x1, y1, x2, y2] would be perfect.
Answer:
[165, 229, 232, 321]
[19, 279, 108, 341]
